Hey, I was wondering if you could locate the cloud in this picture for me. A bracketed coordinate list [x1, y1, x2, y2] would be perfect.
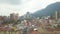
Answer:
[0, 0, 20, 5]
[0, 0, 30, 5]
[8, 0, 20, 5]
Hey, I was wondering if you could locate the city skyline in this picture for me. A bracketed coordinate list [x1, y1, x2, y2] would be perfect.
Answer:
[0, 0, 60, 16]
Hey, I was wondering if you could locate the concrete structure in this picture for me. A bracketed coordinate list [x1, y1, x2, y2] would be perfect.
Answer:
[55, 11, 58, 20]
[10, 13, 19, 21]
[3, 16, 9, 22]
[24, 12, 32, 20]
[0, 16, 3, 25]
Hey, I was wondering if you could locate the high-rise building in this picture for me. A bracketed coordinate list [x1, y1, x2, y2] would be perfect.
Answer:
[55, 11, 58, 20]
[10, 13, 19, 21]
[24, 12, 32, 20]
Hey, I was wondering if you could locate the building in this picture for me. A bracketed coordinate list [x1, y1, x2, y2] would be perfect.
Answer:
[0, 16, 3, 25]
[10, 13, 19, 21]
[55, 11, 58, 20]
[24, 12, 32, 20]
[3, 16, 9, 23]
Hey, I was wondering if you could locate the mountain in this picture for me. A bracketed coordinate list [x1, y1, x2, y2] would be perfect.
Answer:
[32, 2, 60, 18]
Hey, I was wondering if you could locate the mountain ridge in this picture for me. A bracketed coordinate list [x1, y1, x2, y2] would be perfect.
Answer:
[32, 2, 60, 18]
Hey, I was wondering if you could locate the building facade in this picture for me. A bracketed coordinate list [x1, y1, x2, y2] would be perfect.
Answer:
[10, 13, 19, 21]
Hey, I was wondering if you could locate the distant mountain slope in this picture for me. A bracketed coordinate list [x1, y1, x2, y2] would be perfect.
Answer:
[33, 2, 60, 18]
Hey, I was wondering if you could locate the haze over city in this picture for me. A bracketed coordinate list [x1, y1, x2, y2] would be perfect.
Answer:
[0, 0, 60, 16]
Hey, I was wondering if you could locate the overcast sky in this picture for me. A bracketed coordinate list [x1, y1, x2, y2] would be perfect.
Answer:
[0, 0, 60, 16]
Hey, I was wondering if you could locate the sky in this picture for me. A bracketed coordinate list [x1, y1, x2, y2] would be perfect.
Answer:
[0, 0, 60, 16]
